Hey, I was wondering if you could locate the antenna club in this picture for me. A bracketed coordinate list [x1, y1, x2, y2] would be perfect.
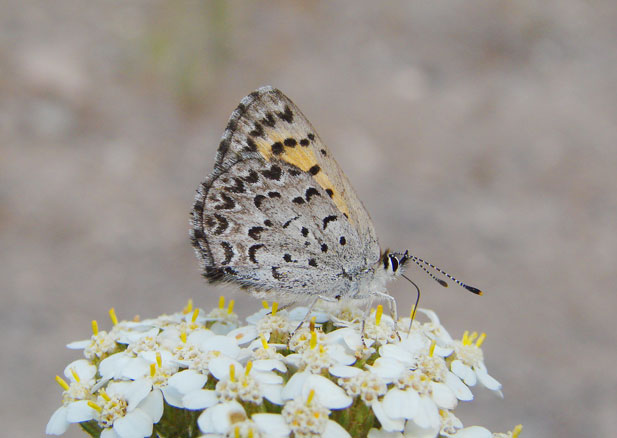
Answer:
[465, 285, 483, 295]
[437, 279, 448, 288]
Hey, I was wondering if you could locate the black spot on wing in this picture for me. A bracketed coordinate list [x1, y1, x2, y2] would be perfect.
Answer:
[301, 227, 309, 237]
[323, 215, 337, 229]
[307, 133, 315, 141]
[305, 187, 320, 202]
[248, 244, 265, 263]
[292, 196, 305, 205]
[245, 137, 258, 152]
[283, 216, 299, 228]
[243, 170, 259, 184]
[300, 138, 310, 147]
[254, 195, 266, 208]
[249, 123, 264, 138]
[284, 138, 297, 147]
[326, 188, 334, 198]
[268, 191, 281, 198]
[309, 165, 321, 175]
[320, 149, 327, 156]
[248, 226, 264, 240]
[277, 105, 294, 123]
[261, 112, 276, 127]
[271, 267, 283, 280]
[339, 236, 346, 245]
[227, 177, 245, 194]
[308, 258, 318, 267]
[214, 193, 236, 210]
[212, 213, 229, 235]
[221, 242, 234, 265]
[271, 142, 284, 155]
[321, 243, 328, 253]
[264, 219, 273, 227]
[261, 165, 282, 181]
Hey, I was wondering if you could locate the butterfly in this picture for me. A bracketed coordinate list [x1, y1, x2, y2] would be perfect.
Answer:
[190, 87, 481, 319]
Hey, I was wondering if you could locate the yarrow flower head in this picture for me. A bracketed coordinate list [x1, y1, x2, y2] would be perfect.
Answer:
[47, 298, 519, 438]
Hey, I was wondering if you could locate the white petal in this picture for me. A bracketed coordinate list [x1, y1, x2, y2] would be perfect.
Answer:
[371, 401, 404, 432]
[139, 350, 175, 368]
[282, 353, 302, 368]
[323, 419, 351, 438]
[199, 335, 241, 358]
[197, 401, 246, 434]
[451, 360, 476, 387]
[253, 359, 287, 373]
[288, 307, 330, 323]
[66, 400, 97, 422]
[183, 389, 219, 410]
[121, 357, 151, 380]
[116, 327, 159, 345]
[445, 372, 473, 401]
[100, 428, 120, 438]
[252, 413, 291, 438]
[262, 383, 284, 405]
[379, 344, 414, 365]
[168, 369, 208, 394]
[227, 325, 259, 345]
[474, 365, 502, 392]
[304, 374, 352, 409]
[114, 409, 153, 438]
[281, 372, 309, 400]
[64, 359, 97, 382]
[430, 382, 457, 410]
[252, 370, 283, 385]
[187, 329, 215, 345]
[421, 396, 440, 429]
[366, 357, 405, 383]
[398, 332, 428, 356]
[433, 345, 454, 357]
[245, 308, 271, 325]
[451, 426, 492, 438]
[66, 340, 90, 349]
[124, 379, 153, 411]
[327, 344, 357, 365]
[46, 406, 69, 435]
[138, 389, 164, 422]
[403, 420, 439, 438]
[99, 352, 132, 380]
[382, 388, 419, 420]
[411, 396, 439, 430]
[106, 381, 133, 398]
[329, 365, 363, 378]
[161, 385, 185, 408]
[208, 356, 243, 381]
[368, 429, 403, 438]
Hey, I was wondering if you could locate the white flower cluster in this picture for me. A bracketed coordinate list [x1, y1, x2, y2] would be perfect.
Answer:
[46, 299, 521, 438]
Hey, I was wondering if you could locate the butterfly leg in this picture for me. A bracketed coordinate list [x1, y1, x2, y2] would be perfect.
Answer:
[291, 295, 338, 336]
[372, 291, 401, 341]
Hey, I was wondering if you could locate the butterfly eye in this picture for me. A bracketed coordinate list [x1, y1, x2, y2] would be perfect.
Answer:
[389, 255, 399, 273]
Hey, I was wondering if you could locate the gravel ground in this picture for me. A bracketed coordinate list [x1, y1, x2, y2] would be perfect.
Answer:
[2, 1, 616, 437]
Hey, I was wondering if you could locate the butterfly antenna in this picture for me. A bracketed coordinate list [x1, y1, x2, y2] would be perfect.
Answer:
[408, 254, 483, 295]
[402, 274, 421, 332]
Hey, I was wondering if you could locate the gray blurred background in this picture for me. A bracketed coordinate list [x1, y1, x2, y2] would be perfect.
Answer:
[2, 1, 616, 437]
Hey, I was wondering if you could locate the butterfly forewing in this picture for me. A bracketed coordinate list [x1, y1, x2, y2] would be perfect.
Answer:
[192, 87, 381, 301]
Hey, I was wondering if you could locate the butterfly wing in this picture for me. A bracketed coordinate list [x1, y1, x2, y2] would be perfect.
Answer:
[191, 87, 380, 300]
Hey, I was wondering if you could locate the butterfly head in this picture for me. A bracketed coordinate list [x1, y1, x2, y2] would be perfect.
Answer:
[381, 250, 410, 277]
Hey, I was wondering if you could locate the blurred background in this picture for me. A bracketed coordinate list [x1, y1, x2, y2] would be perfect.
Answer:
[2, 1, 616, 437]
